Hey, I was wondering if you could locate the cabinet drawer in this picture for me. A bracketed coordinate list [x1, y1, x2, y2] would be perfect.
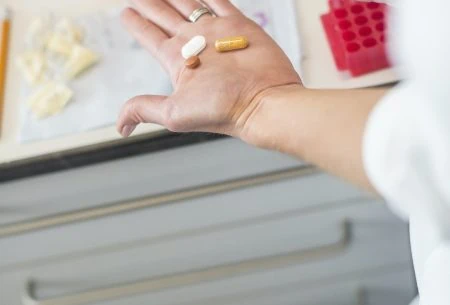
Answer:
[15, 269, 416, 305]
[0, 201, 412, 305]
[0, 139, 309, 225]
[0, 171, 370, 269]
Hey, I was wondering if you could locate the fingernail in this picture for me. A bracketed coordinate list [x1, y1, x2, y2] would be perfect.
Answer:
[121, 125, 136, 138]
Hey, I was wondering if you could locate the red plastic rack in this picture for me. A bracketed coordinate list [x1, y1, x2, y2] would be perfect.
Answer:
[321, 0, 392, 77]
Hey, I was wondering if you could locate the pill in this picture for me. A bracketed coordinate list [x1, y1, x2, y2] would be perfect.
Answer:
[185, 56, 201, 69]
[215, 36, 249, 52]
[181, 35, 207, 59]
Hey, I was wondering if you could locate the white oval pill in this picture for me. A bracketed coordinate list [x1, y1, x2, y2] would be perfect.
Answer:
[181, 35, 207, 59]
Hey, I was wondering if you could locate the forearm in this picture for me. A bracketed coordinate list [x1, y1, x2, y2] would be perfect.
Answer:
[243, 84, 387, 191]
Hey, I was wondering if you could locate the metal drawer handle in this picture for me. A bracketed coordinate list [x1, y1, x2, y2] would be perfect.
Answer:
[0, 166, 318, 238]
[22, 222, 351, 305]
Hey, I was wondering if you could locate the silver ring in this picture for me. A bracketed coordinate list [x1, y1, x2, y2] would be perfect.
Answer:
[188, 7, 213, 23]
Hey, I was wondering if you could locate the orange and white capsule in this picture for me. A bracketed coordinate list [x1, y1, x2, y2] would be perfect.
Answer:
[215, 36, 249, 52]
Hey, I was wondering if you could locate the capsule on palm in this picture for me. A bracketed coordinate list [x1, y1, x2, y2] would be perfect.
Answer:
[215, 36, 249, 52]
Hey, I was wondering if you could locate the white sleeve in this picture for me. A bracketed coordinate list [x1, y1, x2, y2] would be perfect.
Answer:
[363, 76, 450, 305]
[362, 0, 450, 303]
[422, 244, 450, 305]
[363, 0, 450, 222]
[363, 82, 450, 223]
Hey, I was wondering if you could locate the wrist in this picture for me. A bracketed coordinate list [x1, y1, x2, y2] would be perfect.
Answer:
[239, 83, 305, 150]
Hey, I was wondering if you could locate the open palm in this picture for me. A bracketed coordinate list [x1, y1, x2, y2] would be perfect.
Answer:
[117, 0, 301, 138]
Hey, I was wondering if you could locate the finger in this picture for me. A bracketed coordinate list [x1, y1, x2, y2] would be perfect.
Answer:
[165, 0, 213, 21]
[131, 0, 186, 36]
[121, 7, 168, 58]
[201, 0, 242, 16]
[117, 95, 169, 138]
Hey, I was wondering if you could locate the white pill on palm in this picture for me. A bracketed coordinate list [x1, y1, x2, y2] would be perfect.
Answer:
[181, 35, 207, 59]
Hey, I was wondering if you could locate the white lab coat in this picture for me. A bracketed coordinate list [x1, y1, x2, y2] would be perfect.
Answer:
[363, 1, 450, 304]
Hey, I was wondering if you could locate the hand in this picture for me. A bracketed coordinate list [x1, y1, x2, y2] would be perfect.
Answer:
[117, 0, 301, 140]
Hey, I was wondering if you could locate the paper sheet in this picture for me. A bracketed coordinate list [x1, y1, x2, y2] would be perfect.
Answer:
[18, 0, 302, 143]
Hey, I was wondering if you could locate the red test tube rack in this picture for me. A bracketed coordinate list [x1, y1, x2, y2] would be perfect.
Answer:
[321, 0, 392, 77]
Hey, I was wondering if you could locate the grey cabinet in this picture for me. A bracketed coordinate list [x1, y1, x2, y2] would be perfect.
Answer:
[0, 139, 416, 305]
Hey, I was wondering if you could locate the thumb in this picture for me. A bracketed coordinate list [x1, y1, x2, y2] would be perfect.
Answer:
[117, 95, 169, 138]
